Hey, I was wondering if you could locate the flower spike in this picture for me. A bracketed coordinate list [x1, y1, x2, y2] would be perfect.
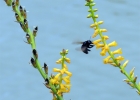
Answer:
[85, 0, 140, 94]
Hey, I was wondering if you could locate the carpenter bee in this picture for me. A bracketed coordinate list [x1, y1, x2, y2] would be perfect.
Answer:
[73, 39, 94, 54]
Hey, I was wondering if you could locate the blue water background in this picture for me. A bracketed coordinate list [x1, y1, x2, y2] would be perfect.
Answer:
[0, 0, 140, 100]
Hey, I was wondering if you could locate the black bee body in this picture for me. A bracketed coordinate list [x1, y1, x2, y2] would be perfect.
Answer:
[73, 39, 94, 54]
[81, 40, 94, 54]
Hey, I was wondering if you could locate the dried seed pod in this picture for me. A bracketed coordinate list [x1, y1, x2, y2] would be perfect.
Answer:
[123, 79, 130, 83]
[26, 34, 31, 44]
[45, 78, 49, 84]
[19, 22, 26, 32]
[24, 19, 28, 29]
[32, 49, 38, 58]
[133, 76, 137, 83]
[86, 0, 90, 2]
[19, 6, 27, 19]
[43, 63, 48, 74]
[51, 74, 55, 79]
[12, 1, 16, 12]
[15, 13, 20, 22]
[33, 26, 38, 37]
[136, 90, 140, 95]
[19, 5, 23, 14]
[15, 0, 19, 6]
[30, 57, 36, 68]
[44, 83, 51, 89]
[23, 9, 27, 19]
[127, 82, 135, 88]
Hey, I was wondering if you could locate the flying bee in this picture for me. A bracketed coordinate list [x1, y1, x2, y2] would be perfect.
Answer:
[73, 39, 94, 54]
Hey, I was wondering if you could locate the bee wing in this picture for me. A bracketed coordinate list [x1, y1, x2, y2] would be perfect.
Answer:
[75, 47, 82, 51]
[72, 41, 83, 44]
[81, 46, 86, 51]
[81, 46, 87, 51]
[75, 47, 88, 54]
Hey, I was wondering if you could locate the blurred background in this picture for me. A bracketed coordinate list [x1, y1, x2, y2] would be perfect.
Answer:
[0, 0, 140, 100]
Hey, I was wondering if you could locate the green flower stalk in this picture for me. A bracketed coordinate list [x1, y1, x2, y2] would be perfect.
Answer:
[85, 0, 140, 94]
[4, 0, 72, 99]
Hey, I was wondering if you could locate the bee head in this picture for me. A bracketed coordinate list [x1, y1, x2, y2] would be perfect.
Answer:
[87, 40, 92, 44]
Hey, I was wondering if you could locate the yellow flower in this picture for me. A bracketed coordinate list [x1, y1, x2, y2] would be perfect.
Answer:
[65, 57, 70, 63]
[64, 71, 72, 77]
[108, 60, 114, 63]
[94, 14, 98, 18]
[57, 84, 71, 95]
[63, 64, 68, 70]
[60, 68, 66, 74]
[98, 21, 104, 25]
[54, 73, 61, 80]
[60, 84, 67, 91]
[122, 60, 129, 69]
[53, 68, 61, 72]
[103, 56, 111, 64]
[100, 29, 107, 32]
[112, 48, 122, 54]
[62, 76, 70, 84]
[56, 59, 62, 64]
[92, 29, 99, 38]
[57, 90, 63, 96]
[63, 84, 71, 92]
[100, 45, 109, 56]
[100, 49, 107, 56]
[130, 67, 135, 77]
[102, 35, 109, 40]
[50, 78, 59, 84]
[96, 43, 104, 49]
[102, 45, 109, 51]
[90, 22, 98, 28]
[110, 63, 117, 67]
[61, 84, 71, 93]
[115, 56, 124, 61]
[108, 41, 117, 47]
[92, 39, 101, 45]
[90, 21, 103, 28]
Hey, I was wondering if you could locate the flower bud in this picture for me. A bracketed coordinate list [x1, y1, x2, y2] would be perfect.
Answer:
[108, 41, 117, 47]
[4, 0, 12, 6]
[65, 58, 70, 63]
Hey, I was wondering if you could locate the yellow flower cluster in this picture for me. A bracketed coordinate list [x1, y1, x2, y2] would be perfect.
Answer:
[85, 0, 140, 94]
[91, 22, 126, 66]
[50, 49, 72, 97]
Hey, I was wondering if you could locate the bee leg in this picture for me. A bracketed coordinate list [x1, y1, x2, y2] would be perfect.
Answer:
[84, 51, 88, 54]
[87, 49, 91, 51]
[89, 45, 94, 48]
